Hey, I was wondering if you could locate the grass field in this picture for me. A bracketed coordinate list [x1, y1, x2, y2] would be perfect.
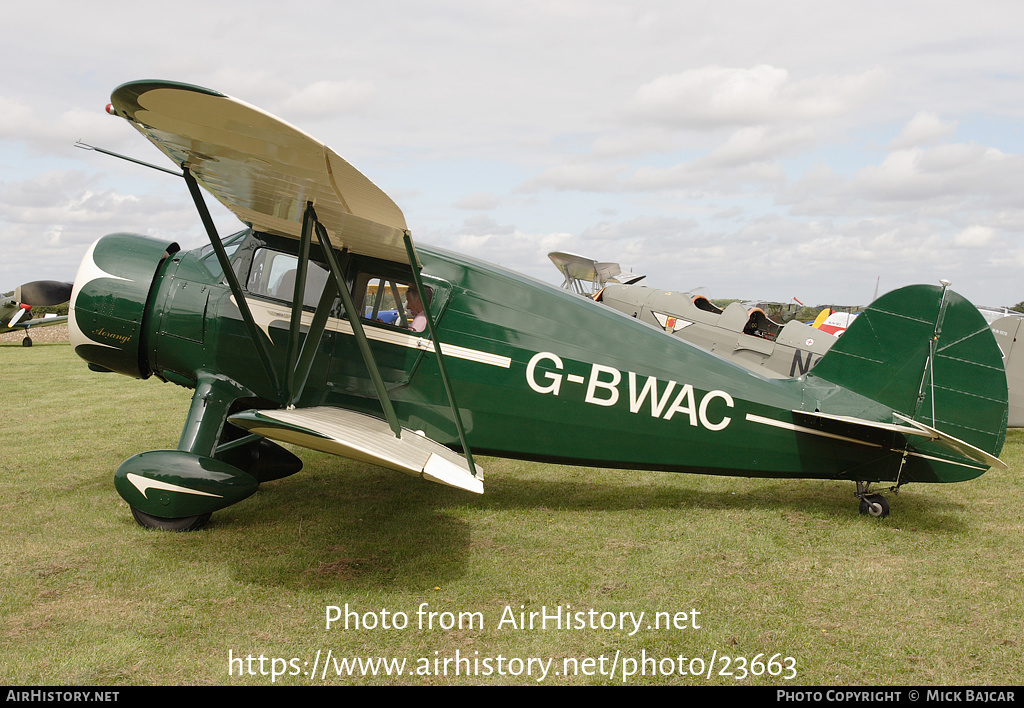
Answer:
[2, 342, 1022, 685]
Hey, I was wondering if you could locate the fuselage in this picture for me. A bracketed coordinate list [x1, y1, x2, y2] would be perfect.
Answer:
[69, 229, 987, 486]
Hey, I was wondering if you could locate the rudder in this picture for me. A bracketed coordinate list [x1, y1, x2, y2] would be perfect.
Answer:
[809, 284, 1007, 458]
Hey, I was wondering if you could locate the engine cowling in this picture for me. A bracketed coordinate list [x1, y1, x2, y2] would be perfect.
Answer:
[69, 233, 178, 378]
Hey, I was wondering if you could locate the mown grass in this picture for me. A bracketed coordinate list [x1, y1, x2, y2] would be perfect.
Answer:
[1, 343, 1022, 685]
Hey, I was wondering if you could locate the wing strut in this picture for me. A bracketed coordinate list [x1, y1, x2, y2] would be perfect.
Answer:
[286, 272, 338, 408]
[283, 205, 316, 400]
[80, 140, 287, 398]
[126, 147, 469, 471]
[183, 171, 283, 397]
[403, 231, 478, 478]
[306, 204, 403, 439]
[275, 204, 477, 476]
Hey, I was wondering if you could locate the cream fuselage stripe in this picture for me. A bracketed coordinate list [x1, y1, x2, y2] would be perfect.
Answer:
[238, 297, 512, 368]
[745, 413, 882, 448]
[744, 413, 987, 470]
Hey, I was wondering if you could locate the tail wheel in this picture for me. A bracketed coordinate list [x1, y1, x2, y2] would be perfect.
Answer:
[858, 494, 890, 518]
[130, 507, 211, 532]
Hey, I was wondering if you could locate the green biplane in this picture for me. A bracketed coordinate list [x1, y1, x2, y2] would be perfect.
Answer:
[71, 80, 1008, 530]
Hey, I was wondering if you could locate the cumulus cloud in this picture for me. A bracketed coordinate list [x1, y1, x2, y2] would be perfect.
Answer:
[0, 97, 34, 139]
[695, 125, 816, 168]
[276, 80, 377, 120]
[889, 111, 959, 149]
[456, 214, 516, 236]
[453, 192, 500, 210]
[779, 135, 1024, 229]
[520, 65, 886, 198]
[517, 164, 630, 194]
[953, 224, 996, 247]
[628, 65, 886, 130]
[518, 152, 787, 196]
[626, 159, 787, 193]
[847, 142, 1024, 205]
[0, 169, 230, 284]
[449, 228, 575, 278]
[4, 4, 1024, 307]
[0, 96, 127, 154]
[1, 171, 138, 227]
[563, 209, 1015, 306]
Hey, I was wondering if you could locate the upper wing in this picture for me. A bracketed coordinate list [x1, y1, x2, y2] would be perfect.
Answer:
[548, 251, 644, 291]
[109, 80, 411, 264]
[548, 252, 622, 284]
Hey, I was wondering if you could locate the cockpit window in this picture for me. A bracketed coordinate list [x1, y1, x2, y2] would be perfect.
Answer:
[354, 272, 436, 333]
[199, 230, 247, 279]
[360, 276, 410, 328]
[246, 248, 329, 309]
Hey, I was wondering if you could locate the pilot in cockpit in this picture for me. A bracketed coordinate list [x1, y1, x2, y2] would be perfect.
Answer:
[405, 286, 432, 332]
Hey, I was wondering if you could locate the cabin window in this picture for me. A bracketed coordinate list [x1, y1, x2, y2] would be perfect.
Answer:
[360, 276, 410, 327]
[353, 272, 436, 334]
[198, 230, 247, 279]
[246, 248, 329, 309]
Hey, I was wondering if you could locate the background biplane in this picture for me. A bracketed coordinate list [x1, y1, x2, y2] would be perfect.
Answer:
[71, 80, 1008, 530]
[596, 282, 844, 379]
[548, 252, 645, 296]
[548, 252, 854, 379]
[2, 281, 72, 346]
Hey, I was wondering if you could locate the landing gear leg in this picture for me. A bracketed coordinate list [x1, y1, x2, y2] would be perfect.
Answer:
[114, 375, 261, 531]
[855, 481, 891, 518]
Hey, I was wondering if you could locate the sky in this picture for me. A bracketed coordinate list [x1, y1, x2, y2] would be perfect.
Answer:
[3, 0, 1024, 308]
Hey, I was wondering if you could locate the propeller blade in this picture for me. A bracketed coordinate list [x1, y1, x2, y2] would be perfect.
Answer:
[8, 304, 30, 327]
[14, 280, 74, 307]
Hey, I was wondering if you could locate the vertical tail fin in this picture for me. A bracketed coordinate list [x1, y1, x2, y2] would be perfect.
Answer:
[809, 284, 1008, 457]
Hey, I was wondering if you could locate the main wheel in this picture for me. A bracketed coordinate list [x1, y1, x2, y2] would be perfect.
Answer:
[22, 336, 32, 347]
[130, 506, 211, 532]
[858, 494, 890, 518]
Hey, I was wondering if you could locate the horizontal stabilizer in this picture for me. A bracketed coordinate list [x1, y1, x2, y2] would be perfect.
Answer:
[892, 412, 1008, 470]
[793, 410, 1007, 470]
[228, 407, 483, 493]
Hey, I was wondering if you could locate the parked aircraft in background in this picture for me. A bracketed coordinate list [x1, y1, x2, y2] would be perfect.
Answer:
[989, 314, 1024, 427]
[816, 310, 859, 336]
[596, 283, 845, 379]
[978, 306, 1022, 325]
[548, 252, 644, 296]
[1, 281, 72, 346]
